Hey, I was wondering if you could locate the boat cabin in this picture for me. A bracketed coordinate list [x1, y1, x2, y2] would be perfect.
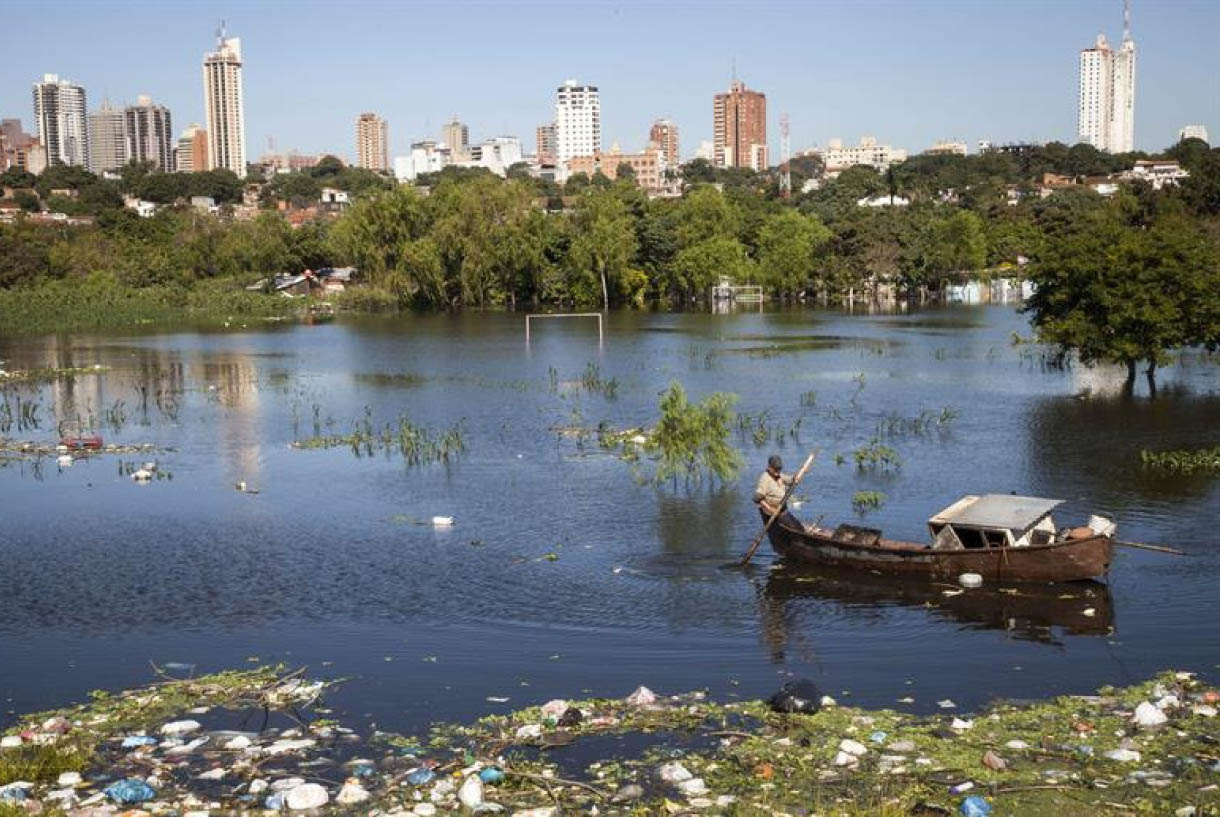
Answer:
[927, 494, 1061, 550]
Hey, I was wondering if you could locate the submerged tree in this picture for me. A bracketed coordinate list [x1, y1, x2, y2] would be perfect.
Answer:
[1025, 200, 1220, 391]
[646, 382, 741, 489]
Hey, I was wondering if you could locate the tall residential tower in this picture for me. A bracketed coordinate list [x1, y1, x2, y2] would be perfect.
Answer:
[33, 74, 89, 167]
[555, 80, 600, 166]
[203, 29, 246, 176]
[713, 80, 767, 170]
[87, 101, 127, 174]
[1078, 1, 1135, 153]
[649, 119, 679, 170]
[355, 112, 388, 171]
[126, 95, 174, 171]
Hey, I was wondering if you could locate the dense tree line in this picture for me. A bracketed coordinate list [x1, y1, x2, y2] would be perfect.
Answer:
[1, 140, 1217, 319]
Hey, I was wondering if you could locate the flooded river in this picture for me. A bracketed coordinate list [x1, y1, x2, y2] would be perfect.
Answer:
[2, 305, 1218, 732]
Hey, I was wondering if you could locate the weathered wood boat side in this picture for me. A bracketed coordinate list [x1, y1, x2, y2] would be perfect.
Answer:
[767, 522, 1114, 583]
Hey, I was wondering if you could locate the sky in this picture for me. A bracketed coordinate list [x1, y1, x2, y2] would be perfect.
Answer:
[3, 0, 1217, 164]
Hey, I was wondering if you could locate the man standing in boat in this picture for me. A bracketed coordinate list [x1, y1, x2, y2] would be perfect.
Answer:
[754, 454, 802, 530]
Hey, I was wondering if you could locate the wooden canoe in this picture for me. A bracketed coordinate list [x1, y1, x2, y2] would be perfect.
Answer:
[766, 521, 1114, 583]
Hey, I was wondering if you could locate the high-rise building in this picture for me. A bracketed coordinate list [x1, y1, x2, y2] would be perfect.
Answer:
[355, 112, 388, 171]
[176, 124, 209, 172]
[441, 117, 469, 161]
[649, 119, 679, 170]
[87, 101, 128, 174]
[33, 74, 89, 167]
[125, 95, 174, 171]
[1078, 2, 1135, 153]
[203, 30, 246, 176]
[1, 119, 32, 151]
[713, 79, 767, 170]
[536, 122, 557, 164]
[1179, 125, 1209, 143]
[555, 80, 600, 165]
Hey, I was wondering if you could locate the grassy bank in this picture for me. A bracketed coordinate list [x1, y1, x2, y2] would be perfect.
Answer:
[0, 278, 299, 336]
[2, 667, 1216, 816]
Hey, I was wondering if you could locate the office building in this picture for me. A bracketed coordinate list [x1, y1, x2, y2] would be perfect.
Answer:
[567, 147, 664, 192]
[356, 112, 388, 171]
[203, 31, 246, 175]
[176, 124, 208, 172]
[1078, 2, 1135, 153]
[126, 95, 174, 170]
[393, 140, 451, 182]
[441, 117, 469, 161]
[33, 73, 89, 167]
[555, 80, 600, 165]
[464, 136, 522, 176]
[713, 79, 767, 170]
[87, 101, 128, 174]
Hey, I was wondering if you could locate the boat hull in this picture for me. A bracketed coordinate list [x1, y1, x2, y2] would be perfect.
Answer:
[767, 522, 1113, 583]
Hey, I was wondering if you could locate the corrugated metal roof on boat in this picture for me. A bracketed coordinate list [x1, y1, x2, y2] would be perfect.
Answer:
[931, 494, 1062, 531]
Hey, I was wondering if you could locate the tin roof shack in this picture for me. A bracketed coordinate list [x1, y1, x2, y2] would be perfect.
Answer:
[316, 267, 355, 293]
[928, 494, 1062, 550]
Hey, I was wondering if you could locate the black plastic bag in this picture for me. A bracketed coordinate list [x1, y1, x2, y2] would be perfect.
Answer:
[767, 679, 822, 714]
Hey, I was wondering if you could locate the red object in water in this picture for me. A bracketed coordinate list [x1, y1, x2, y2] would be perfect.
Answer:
[60, 435, 104, 450]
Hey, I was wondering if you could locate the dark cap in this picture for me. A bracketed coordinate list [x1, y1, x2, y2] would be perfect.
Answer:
[767, 454, 783, 470]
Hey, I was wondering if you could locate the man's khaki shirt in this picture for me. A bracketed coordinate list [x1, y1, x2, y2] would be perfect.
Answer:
[753, 471, 790, 508]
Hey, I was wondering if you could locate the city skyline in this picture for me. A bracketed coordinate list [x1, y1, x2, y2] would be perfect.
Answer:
[3, 1, 1217, 168]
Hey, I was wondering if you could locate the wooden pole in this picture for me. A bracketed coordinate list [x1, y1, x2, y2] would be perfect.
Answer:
[1115, 540, 1188, 556]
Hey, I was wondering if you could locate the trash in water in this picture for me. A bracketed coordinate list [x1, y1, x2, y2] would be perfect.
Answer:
[959, 795, 992, 817]
[104, 779, 156, 804]
[432, 516, 455, 527]
[958, 573, 983, 588]
[478, 767, 505, 784]
[767, 679, 822, 715]
[625, 686, 657, 706]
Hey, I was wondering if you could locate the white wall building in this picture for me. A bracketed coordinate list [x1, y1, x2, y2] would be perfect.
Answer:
[87, 101, 127, 174]
[203, 33, 246, 176]
[393, 140, 451, 182]
[33, 73, 89, 167]
[1078, 4, 1135, 153]
[554, 79, 600, 166]
[1124, 159, 1190, 190]
[1179, 125, 1209, 143]
[463, 136, 523, 177]
[805, 136, 907, 173]
[924, 140, 968, 156]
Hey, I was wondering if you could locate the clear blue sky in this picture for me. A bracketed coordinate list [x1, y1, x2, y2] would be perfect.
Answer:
[4, 0, 1216, 163]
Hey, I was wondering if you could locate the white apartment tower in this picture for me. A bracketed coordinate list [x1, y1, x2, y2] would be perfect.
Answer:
[555, 80, 600, 165]
[33, 74, 89, 167]
[203, 29, 246, 176]
[1078, 1, 1135, 153]
[356, 112, 388, 171]
[87, 100, 127, 174]
[126, 95, 174, 171]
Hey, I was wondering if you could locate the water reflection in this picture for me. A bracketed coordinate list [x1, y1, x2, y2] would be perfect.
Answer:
[759, 566, 1115, 658]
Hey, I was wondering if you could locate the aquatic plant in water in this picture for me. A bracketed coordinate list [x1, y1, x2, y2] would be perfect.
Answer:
[293, 406, 466, 466]
[853, 438, 901, 471]
[851, 490, 886, 513]
[1141, 445, 1220, 475]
